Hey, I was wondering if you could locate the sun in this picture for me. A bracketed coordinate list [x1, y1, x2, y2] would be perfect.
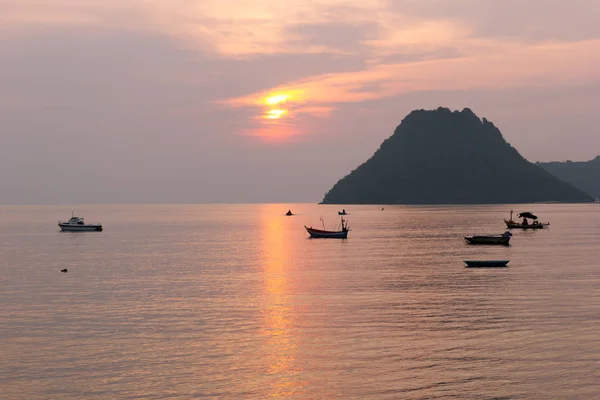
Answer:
[265, 94, 290, 106]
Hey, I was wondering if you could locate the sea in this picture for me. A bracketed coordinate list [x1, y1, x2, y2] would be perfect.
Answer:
[1, 203, 599, 399]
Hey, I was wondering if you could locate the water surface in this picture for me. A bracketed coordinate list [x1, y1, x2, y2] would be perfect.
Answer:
[1, 204, 599, 399]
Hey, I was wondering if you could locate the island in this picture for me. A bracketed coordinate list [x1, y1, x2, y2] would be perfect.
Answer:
[322, 107, 593, 204]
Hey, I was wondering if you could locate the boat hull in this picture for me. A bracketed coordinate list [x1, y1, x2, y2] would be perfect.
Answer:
[504, 220, 548, 229]
[59, 224, 103, 232]
[305, 226, 348, 239]
[464, 260, 509, 268]
[465, 236, 510, 245]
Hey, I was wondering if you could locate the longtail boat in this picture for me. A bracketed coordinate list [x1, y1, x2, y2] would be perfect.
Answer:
[305, 217, 350, 239]
[465, 231, 512, 245]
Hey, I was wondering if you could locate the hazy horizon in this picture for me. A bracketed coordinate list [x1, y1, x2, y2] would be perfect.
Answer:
[2, 1, 599, 205]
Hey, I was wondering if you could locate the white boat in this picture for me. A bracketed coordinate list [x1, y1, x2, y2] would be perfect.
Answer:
[58, 215, 103, 232]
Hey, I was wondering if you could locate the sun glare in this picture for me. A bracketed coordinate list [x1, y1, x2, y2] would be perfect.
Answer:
[265, 94, 290, 106]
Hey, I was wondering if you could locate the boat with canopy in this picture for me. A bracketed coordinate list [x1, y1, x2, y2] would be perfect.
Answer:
[504, 211, 549, 229]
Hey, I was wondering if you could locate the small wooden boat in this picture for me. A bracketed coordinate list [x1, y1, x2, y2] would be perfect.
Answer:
[338, 209, 347, 215]
[464, 260, 509, 268]
[465, 231, 512, 245]
[504, 211, 549, 230]
[305, 217, 350, 239]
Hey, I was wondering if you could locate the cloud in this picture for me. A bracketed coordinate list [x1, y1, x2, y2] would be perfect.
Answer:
[4, 0, 600, 53]
[386, 0, 600, 42]
[285, 21, 379, 55]
[0, 0, 388, 56]
[223, 38, 600, 136]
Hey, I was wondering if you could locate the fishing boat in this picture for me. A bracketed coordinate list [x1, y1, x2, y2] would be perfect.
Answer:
[285, 209, 294, 216]
[464, 260, 510, 268]
[504, 211, 549, 229]
[305, 217, 350, 239]
[338, 209, 347, 215]
[465, 231, 512, 245]
[58, 213, 103, 232]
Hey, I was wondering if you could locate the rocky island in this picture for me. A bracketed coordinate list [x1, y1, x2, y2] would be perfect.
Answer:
[322, 107, 592, 204]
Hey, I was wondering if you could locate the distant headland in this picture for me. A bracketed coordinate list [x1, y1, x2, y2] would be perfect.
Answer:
[322, 107, 593, 204]
[537, 156, 600, 199]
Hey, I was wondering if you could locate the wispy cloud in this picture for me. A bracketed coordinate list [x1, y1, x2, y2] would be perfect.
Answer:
[2, 0, 600, 141]
[1, 0, 385, 55]
[223, 38, 600, 137]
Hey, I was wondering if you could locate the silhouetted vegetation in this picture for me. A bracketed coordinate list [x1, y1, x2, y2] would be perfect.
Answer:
[538, 157, 600, 198]
[322, 107, 593, 204]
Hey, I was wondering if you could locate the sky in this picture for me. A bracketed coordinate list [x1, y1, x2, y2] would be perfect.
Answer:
[1, 0, 599, 204]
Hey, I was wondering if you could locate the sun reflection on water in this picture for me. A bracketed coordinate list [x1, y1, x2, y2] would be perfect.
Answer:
[260, 205, 302, 397]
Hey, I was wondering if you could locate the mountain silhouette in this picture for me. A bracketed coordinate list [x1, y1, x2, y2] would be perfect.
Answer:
[322, 107, 593, 204]
[537, 156, 600, 198]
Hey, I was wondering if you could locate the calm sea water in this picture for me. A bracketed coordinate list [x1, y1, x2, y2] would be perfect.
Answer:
[1, 204, 599, 399]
